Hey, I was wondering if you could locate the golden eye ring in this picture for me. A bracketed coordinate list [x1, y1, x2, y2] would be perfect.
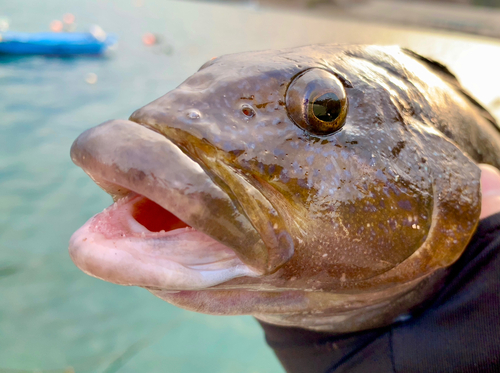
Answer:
[286, 68, 348, 136]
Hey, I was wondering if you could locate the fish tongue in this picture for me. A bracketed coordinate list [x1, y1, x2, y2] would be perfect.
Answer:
[131, 195, 190, 233]
[91, 194, 190, 238]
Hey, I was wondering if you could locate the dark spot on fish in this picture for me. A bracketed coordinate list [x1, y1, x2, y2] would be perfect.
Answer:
[309, 137, 323, 144]
[378, 222, 389, 234]
[274, 148, 286, 157]
[279, 169, 289, 183]
[388, 218, 398, 231]
[240, 95, 255, 100]
[256, 102, 271, 109]
[278, 100, 285, 106]
[333, 73, 353, 89]
[388, 183, 403, 195]
[131, 169, 146, 182]
[230, 149, 245, 157]
[391, 141, 406, 157]
[392, 109, 406, 126]
[347, 141, 358, 145]
[240, 159, 251, 170]
[374, 113, 383, 125]
[403, 103, 416, 116]
[398, 200, 413, 211]
[297, 178, 310, 189]
[362, 203, 377, 212]
[375, 169, 388, 183]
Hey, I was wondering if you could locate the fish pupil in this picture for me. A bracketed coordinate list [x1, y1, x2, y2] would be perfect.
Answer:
[311, 93, 341, 122]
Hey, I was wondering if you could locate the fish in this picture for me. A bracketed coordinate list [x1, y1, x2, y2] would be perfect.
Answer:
[69, 45, 500, 333]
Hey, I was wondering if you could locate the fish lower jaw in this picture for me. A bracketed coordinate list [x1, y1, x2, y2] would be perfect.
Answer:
[68, 193, 258, 289]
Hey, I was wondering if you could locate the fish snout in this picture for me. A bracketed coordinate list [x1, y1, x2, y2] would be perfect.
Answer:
[70, 119, 293, 274]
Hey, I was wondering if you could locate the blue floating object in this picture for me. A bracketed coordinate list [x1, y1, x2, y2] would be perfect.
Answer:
[0, 31, 117, 55]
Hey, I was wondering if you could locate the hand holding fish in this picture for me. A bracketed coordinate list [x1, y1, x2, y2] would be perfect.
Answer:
[479, 164, 500, 219]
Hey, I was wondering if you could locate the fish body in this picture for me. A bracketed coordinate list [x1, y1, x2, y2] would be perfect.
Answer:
[69, 45, 500, 332]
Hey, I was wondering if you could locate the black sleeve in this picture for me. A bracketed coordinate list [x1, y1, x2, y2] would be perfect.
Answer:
[259, 213, 500, 373]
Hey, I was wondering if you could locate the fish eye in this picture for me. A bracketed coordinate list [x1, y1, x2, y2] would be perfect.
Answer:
[241, 104, 256, 118]
[286, 68, 348, 136]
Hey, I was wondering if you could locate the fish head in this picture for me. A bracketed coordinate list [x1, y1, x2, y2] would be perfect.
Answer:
[70, 45, 481, 331]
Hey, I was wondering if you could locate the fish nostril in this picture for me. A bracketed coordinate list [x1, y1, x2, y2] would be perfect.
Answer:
[186, 109, 201, 119]
[241, 104, 256, 118]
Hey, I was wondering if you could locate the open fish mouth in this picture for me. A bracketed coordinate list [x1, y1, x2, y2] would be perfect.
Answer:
[69, 194, 257, 289]
[69, 119, 264, 290]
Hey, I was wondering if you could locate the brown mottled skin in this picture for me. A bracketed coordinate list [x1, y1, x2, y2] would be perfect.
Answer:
[70, 45, 500, 332]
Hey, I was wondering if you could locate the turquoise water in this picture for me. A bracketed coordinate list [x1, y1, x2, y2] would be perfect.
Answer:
[2, 1, 500, 372]
[0, 1, 290, 372]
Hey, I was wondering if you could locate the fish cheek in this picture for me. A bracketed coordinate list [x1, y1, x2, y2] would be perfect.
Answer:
[343, 129, 482, 290]
[327, 180, 433, 282]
